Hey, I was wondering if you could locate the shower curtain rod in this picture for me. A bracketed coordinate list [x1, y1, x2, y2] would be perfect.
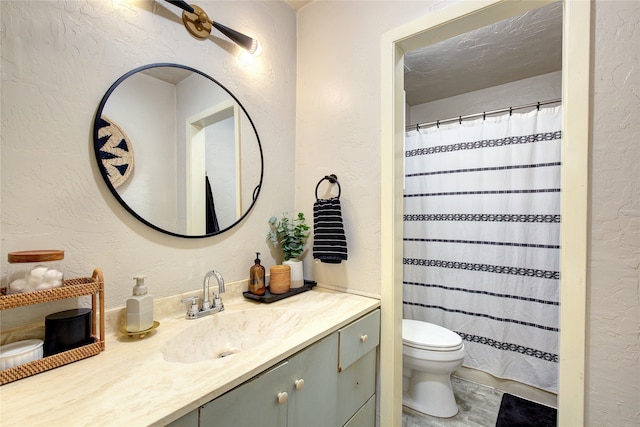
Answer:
[406, 98, 562, 131]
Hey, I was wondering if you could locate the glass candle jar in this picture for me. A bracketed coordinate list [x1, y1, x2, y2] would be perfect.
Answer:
[6, 250, 65, 294]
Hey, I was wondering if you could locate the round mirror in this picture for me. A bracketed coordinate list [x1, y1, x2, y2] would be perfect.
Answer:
[93, 63, 263, 238]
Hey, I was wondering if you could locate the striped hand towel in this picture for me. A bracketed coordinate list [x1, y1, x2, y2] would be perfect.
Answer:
[313, 197, 348, 263]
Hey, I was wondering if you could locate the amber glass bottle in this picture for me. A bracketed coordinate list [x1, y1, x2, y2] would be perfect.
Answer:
[249, 252, 266, 295]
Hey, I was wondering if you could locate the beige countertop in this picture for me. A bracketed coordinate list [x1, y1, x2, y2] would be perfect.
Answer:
[0, 286, 380, 426]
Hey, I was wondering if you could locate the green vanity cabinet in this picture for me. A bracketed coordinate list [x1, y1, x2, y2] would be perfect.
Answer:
[167, 309, 380, 427]
[200, 332, 339, 427]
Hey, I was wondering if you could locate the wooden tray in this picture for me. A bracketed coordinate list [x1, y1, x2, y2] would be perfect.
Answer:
[243, 280, 316, 303]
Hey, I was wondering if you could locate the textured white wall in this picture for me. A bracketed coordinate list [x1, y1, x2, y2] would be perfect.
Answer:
[296, 1, 450, 296]
[0, 0, 296, 325]
[587, 1, 639, 425]
[297, 1, 639, 425]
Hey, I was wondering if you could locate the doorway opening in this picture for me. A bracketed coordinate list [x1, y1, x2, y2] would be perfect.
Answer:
[379, 1, 591, 425]
[402, 2, 562, 407]
[186, 100, 241, 234]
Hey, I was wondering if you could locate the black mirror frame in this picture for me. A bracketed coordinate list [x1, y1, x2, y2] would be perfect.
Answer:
[92, 63, 264, 239]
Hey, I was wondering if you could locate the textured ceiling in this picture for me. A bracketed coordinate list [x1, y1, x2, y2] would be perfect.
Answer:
[142, 67, 192, 85]
[404, 2, 563, 106]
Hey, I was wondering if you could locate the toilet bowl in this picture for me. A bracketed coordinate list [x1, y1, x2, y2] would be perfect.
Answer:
[402, 319, 465, 418]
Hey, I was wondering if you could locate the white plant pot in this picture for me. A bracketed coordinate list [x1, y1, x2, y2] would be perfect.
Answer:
[283, 258, 304, 289]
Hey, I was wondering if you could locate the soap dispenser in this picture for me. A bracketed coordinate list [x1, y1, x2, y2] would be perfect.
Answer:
[126, 275, 154, 332]
[249, 252, 266, 296]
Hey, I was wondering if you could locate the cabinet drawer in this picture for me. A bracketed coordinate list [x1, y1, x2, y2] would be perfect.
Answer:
[343, 395, 376, 427]
[336, 348, 376, 427]
[338, 309, 380, 372]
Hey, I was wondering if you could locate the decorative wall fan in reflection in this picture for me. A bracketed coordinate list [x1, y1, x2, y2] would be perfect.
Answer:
[96, 116, 135, 189]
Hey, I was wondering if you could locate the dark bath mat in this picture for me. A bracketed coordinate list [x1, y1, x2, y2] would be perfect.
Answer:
[495, 393, 557, 427]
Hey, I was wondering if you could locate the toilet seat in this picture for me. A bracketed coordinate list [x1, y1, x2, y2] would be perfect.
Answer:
[403, 319, 463, 351]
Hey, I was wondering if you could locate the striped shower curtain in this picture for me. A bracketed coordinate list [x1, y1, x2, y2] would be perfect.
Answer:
[403, 106, 562, 392]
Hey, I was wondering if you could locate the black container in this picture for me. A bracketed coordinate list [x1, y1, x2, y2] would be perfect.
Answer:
[44, 308, 92, 356]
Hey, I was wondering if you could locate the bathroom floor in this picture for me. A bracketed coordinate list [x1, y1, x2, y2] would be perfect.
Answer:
[402, 376, 504, 427]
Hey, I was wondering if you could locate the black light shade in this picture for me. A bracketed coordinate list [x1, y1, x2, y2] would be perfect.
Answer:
[212, 21, 260, 55]
[165, 0, 194, 14]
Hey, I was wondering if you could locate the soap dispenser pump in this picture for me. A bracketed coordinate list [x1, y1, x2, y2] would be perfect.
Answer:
[249, 252, 266, 296]
[126, 275, 154, 332]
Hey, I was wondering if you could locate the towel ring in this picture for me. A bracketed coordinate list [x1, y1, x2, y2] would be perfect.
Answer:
[315, 174, 341, 200]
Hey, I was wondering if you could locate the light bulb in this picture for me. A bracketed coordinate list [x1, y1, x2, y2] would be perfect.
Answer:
[249, 39, 262, 56]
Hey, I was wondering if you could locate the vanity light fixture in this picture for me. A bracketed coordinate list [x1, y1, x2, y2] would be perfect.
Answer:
[165, 0, 262, 55]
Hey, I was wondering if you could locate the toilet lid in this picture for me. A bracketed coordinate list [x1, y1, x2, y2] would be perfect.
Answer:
[403, 319, 463, 351]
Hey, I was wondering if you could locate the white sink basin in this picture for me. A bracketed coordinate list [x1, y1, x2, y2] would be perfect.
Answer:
[161, 308, 303, 363]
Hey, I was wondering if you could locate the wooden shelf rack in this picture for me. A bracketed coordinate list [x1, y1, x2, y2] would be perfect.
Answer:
[0, 269, 105, 385]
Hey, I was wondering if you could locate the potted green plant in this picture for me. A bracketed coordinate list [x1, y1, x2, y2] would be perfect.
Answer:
[267, 212, 310, 288]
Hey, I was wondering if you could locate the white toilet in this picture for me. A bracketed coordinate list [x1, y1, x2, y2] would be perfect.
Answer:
[402, 319, 466, 418]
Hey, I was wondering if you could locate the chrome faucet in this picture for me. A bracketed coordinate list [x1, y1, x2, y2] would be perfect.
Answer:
[205, 270, 225, 309]
[181, 270, 225, 319]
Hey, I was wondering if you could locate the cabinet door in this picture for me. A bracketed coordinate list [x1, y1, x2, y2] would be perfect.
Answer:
[286, 333, 339, 427]
[200, 361, 289, 427]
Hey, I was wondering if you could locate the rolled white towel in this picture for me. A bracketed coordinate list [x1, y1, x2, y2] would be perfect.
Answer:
[26, 265, 48, 289]
[26, 275, 41, 290]
[29, 265, 48, 281]
[49, 279, 63, 288]
[43, 269, 63, 288]
[9, 278, 28, 293]
[36, 282, 53, 291]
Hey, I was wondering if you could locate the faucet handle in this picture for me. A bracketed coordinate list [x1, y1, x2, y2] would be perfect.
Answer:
[181, 296, 199, 318]
[213, 294, 224, 310]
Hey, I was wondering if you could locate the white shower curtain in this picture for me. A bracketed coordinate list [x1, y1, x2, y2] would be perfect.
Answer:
[403, 106, 562, 392]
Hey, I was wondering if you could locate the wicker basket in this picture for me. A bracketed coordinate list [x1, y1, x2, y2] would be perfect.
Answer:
[0, 269, 105, 385]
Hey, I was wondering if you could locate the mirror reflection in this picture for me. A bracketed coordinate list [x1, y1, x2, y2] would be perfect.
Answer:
[93, 63, 263, 238]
